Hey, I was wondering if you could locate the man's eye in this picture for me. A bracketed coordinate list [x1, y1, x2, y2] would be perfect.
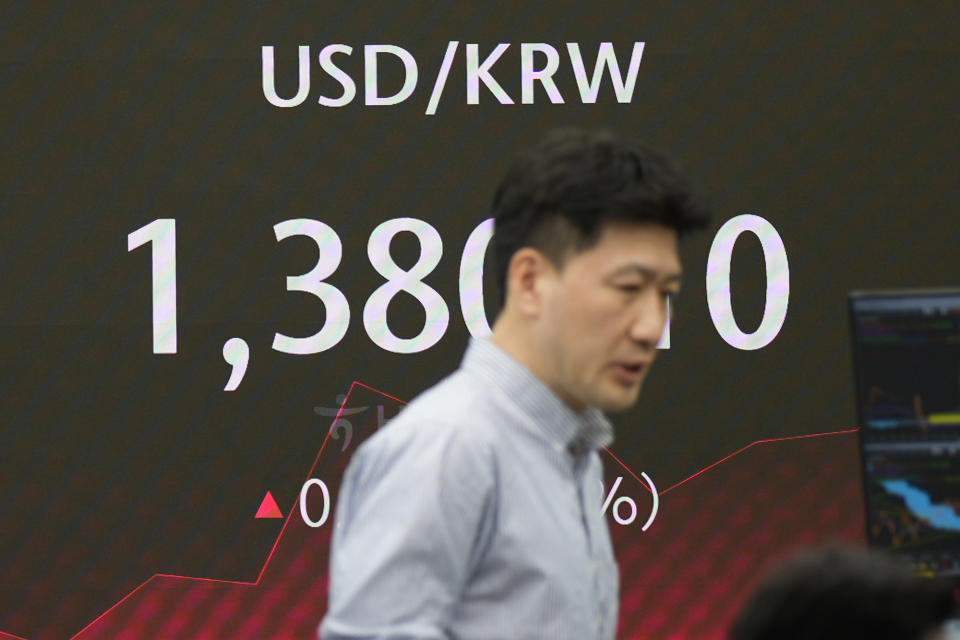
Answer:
[616, 284, 642, 293]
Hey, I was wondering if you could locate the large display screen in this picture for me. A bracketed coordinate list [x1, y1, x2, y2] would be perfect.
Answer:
[1, 3, 957, 638]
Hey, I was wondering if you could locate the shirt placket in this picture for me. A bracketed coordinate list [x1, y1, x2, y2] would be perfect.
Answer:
[572, 450, 610, 639]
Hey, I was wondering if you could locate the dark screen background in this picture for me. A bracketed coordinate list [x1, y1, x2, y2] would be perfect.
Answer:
[0, 2, 957, 638]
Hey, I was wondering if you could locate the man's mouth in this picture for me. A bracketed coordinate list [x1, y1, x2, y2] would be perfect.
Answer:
[611, 362, 647, 385]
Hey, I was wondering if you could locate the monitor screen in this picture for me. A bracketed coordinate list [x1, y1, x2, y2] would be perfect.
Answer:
[850, 289, 960, 576]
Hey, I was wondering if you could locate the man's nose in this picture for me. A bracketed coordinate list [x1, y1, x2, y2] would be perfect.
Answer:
[628, 291, 669, 348]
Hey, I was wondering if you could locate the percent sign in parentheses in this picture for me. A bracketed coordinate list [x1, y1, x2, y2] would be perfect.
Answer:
[600, 474, 659, 531]
[222, 338, 250, 391]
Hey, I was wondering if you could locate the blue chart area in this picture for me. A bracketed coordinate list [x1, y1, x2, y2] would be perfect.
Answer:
[881, 480, 960, 532]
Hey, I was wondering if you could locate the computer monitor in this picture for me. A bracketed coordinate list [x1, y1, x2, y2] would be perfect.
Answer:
[849, 288, 960, 578]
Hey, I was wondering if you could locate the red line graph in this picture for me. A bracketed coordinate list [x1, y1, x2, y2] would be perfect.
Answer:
[0, 380, 860, 640]
[656, 427, 861, 494]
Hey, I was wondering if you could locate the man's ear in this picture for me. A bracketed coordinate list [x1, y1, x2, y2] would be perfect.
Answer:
[506, 247, 554, 317]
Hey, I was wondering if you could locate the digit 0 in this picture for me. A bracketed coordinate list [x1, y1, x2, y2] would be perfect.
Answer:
[706, 214, 789, 350]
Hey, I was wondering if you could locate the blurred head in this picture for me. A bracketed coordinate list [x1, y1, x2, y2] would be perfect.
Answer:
[489, 128, 710, 412]
[729, 546, 958, 640]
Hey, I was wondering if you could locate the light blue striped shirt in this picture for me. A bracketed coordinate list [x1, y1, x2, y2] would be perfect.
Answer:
[320, 338, 619, 640]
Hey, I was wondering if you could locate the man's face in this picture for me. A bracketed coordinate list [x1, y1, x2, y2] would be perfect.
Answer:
[534, 221, 682, 413]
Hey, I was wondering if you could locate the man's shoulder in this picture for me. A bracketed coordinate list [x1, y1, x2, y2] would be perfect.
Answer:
[352, 368, 501, 473]
[412, 366, 492, 410]
[385, 368, 497, 435]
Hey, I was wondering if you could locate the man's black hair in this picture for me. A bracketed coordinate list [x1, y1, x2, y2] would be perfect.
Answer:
[489, 128, 711, 310]
[729, 546, 958, 640]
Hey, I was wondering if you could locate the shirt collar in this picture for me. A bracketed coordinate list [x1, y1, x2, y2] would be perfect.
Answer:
[460, 337, 614, 453]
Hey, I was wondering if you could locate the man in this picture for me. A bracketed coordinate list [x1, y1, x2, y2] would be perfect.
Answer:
[319, 129, 711, 639]
[728, 545, 958, 640]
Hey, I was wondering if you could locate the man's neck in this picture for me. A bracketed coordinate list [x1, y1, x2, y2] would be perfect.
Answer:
[489, 320, 586, 414]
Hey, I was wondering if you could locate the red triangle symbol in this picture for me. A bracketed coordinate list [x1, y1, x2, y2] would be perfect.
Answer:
[255, 491, 284, 519]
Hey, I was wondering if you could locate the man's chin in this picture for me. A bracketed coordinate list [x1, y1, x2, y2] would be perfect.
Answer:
[595, 387, 642, 412]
